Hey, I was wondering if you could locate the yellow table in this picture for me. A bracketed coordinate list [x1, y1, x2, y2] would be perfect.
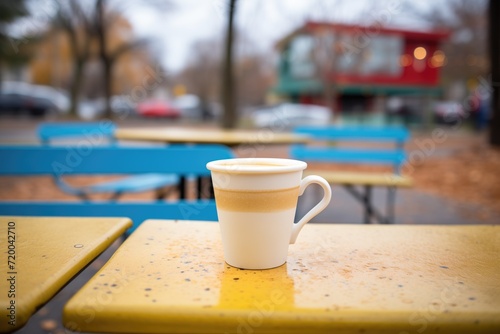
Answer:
[115, 127, 310, 146]
[0, 216, 132, 333]
[63, 220, 500, 334]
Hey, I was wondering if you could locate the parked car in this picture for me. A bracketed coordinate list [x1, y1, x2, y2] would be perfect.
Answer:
[171, 95, 219, 120]
[0, 81, 70, 116]
[78, 96, 138, 120]
[250, 103, 333, 130]
[137, 100, 181, 118]
[172, 94, 201, 119]
[433, 101, 465, 125]
[111, 95, 137, 117]
[78, 99, 105, 120]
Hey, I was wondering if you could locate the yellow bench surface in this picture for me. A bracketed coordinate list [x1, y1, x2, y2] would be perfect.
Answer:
[64, 220, 500, 334]
[0, 216, 132, 333]
[305, 170, 413, 187]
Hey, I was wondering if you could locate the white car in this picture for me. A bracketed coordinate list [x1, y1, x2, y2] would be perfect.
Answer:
[250, 103, 333, 130]
[78, 96, 137, 120]
[433, 101, 466, 124]
[172, 94, 200, 118]
[0, 81, 70, 116]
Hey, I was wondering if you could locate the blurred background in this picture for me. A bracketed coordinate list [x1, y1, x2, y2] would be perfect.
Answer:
[0, 0, 494, 126]
[1, 0, 498, 222]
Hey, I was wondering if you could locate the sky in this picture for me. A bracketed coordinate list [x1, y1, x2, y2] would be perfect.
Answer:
[123, 0, 436, 73]
[11, 0, 437, 74]
[124, 0, 314, 72]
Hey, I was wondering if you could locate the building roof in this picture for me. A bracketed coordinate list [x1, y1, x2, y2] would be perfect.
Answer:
[275, 21, 450, 50]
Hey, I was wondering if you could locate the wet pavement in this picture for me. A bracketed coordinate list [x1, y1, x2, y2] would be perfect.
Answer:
[299, 185, 499, 225]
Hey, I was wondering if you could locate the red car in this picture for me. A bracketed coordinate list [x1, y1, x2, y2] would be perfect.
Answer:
[137, 101, 181, 118]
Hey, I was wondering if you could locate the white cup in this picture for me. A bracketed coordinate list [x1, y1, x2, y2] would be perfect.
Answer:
[207, 158, 332, 270]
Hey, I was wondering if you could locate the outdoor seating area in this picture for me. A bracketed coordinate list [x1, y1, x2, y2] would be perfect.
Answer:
[1, 0, 499, 333]
[1, 120, 500, 333]
[1, 123, 414, 227]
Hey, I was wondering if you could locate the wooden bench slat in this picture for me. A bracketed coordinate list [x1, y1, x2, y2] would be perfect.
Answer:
[304, 170, 413, 187]
[0, 145, 231, 175]
[294, 125, 410, 142]
[0, 201, 218, 230]
[291, 146, 407, 165]
[37, 121, 116, 143]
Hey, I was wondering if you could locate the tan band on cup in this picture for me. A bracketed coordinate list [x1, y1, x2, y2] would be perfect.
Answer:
[213, 186, 300, 212]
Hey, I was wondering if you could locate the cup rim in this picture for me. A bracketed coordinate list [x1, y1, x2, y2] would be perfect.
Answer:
[206, 158, 307, 174]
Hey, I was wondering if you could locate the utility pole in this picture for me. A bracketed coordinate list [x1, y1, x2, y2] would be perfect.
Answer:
[221, 0, 237, 129]
[490, 0, 500, 146]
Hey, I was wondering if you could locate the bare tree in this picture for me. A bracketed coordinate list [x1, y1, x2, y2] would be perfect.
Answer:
[411, 0, 489, 84]
[236, 52, 273, 107]
[94, 0, 150, 119]
[52, 0, 93, 116]
[177, 39, 222, 105]
[177, 32, 272, 114]
[312, 25, 338, 118]
[0, 0, 29, 87]
[308, 0, 379, 118]
[51, 0, 169, 119]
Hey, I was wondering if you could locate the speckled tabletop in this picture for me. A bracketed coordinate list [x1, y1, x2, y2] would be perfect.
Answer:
[0, 216, 132, 333]
[63, 220, 500, 334]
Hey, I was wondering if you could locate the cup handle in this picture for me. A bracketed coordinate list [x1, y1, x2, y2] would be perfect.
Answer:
[290, 175, 332, 244]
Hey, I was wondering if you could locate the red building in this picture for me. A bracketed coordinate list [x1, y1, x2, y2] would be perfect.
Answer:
[273, 21, 450, 114]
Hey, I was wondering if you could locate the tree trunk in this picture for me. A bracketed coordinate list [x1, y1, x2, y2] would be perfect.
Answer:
[68, 60, 84, 117]
[318, 31, 337, 122]
[323, 73, 337, 122]
[55, 0, 90, 118]
[490, 0, 500, 146]
[221, 0, 237, 129]
[96, 0, 113, 119]
[0, 62, 3, 91]
[102, 59, 113, 119]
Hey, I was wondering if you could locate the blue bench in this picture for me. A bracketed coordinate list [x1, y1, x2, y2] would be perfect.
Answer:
[0, 145, 234, 231]
[37, 121, 179, 200]
[291, 126, 412, 224]
[38, 121, 117, 145]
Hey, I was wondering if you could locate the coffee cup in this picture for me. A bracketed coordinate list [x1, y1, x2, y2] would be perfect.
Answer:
[206, 158, 331, 269]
